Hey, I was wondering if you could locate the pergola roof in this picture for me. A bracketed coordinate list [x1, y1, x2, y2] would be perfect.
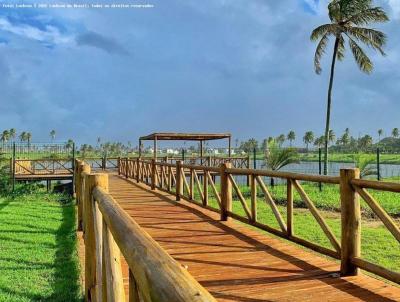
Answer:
[139, 132, 231, 141]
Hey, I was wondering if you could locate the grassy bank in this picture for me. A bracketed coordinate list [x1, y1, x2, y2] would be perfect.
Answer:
[0, 193, 82, 302]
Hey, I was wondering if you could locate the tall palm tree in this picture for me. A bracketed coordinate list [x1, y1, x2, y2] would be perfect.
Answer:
[19, 131, 26, 142]
[50, 130, 56, 142]
[287, 131, 296, 147]
[311, 0, 388, 175]
[392, 128, 399, 138]
[303, 131, 315, 150]
[378, 129, 383, 142]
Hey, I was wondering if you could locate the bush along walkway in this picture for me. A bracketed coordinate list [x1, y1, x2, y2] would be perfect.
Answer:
[0, 192, 82, 302]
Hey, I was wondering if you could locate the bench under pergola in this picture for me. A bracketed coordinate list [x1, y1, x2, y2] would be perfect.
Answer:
[138, 132, 232, 159]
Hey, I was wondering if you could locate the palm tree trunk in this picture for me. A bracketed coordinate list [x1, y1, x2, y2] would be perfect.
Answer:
[323, 37, 340, 175]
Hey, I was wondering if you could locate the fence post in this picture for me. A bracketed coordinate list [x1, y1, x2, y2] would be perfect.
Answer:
[377, 148, 381, 181]
[12, 142, 15, 192]
[340, 168, 361, 276]
[220, 162, 232, 221]
[318, 148, 322, 191]
[84, 173, 108, 302]
[151, 159, 156, 190]
[176, 160, 182, 201]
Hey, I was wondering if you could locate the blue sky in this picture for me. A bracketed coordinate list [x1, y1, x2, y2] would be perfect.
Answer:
[0, 0, 399, 146]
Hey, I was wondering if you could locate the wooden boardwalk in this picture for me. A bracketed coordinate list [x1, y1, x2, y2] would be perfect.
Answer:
[107, 174, 400, 302]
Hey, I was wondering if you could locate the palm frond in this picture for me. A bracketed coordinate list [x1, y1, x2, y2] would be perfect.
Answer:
[348, 38, 373, 73]
[346, 27, 386, 55]
[346, 7, 389, 25]
[310, 24, 337, 41]
[314, 33, 330, 74]
[337, 35, 345, 61]
[264, 143, 299, 171]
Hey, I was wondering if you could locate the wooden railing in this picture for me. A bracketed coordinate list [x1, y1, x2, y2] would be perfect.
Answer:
[118, 158, 400, 285]
[75, 160, 216, 302]
[158, 155, 250, 169]
[80, 157, 119, 170]
[14, 158, 73, 175]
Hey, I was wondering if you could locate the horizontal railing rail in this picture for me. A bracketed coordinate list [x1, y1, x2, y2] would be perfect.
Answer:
[14, 158, 73, 175]
[75, 159, 216, 302]
[117, 158, 400, 285]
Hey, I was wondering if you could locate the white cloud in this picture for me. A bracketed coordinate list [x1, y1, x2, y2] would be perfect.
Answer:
[0, 17, 72, 45]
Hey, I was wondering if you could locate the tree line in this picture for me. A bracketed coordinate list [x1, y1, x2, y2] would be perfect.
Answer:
[238, 127, 400, 153]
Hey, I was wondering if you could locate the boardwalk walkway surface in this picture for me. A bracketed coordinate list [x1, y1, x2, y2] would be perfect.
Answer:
[107, 174, 400, 302]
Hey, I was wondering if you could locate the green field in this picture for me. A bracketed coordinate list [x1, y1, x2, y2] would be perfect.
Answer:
[0, 193, 82, 302]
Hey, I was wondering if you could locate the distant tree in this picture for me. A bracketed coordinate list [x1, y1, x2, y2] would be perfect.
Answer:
[377, 129, 383, 142]
[263, 140, 299, 186]
[303, 131, 315, 150]
[328, 130, 336, 145]
[19, 132, 26, 142]
[358, 135, 373, 149]
[261, 139, 268, 152]
[66, 139, 74, 149]
[276, 134, 286, 147]
[314, 136, 325, 148]
[9, 128, 16, 142]
[50, 130, 56, 142]
[235, 138, 239, 148]
[1, 130, 10, 143]
[26, 132, 32, 147]
[239, 138, 259, 153]
[287, 131, 296, 147]
[392, 128, 399, 138]
[341, 131, 350, 146]
[311, 0, 388, 175]
[345, 128, 350, 136]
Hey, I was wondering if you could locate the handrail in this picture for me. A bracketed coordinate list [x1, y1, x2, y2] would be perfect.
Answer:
[93, 187, 216, 302]
[75, 159, 216, 302]
[116, 158, 400, 285]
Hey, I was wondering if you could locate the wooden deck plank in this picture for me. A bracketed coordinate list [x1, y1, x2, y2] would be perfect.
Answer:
[107, 174, 400, 302]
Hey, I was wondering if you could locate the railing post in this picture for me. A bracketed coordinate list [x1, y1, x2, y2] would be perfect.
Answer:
[340, 168, 361, 276]
[176, 160, 182, 201]
[287, 179, 294, 237]
[117, 157, 121, 175]
[250, 174, 257, 223]
[189, 168, 194, 200]
[102, 219, 126, 301]
[136, 158, 140, 183]
[151, 159, 156, 190]
[78, 163, 91, 232]
[220, 162, 232, 221]
[84, 173, 108, 302]
[203, 169, 208, 206]
[125, 158, 129, 179]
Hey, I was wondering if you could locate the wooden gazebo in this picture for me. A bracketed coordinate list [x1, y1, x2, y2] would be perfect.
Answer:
[138, 132, 232, 159]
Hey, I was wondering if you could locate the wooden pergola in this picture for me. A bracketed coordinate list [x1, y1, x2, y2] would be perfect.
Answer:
[138, 132, 232, 159]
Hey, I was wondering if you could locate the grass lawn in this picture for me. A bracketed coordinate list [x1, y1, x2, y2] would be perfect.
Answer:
[0, 193, 82, 302]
